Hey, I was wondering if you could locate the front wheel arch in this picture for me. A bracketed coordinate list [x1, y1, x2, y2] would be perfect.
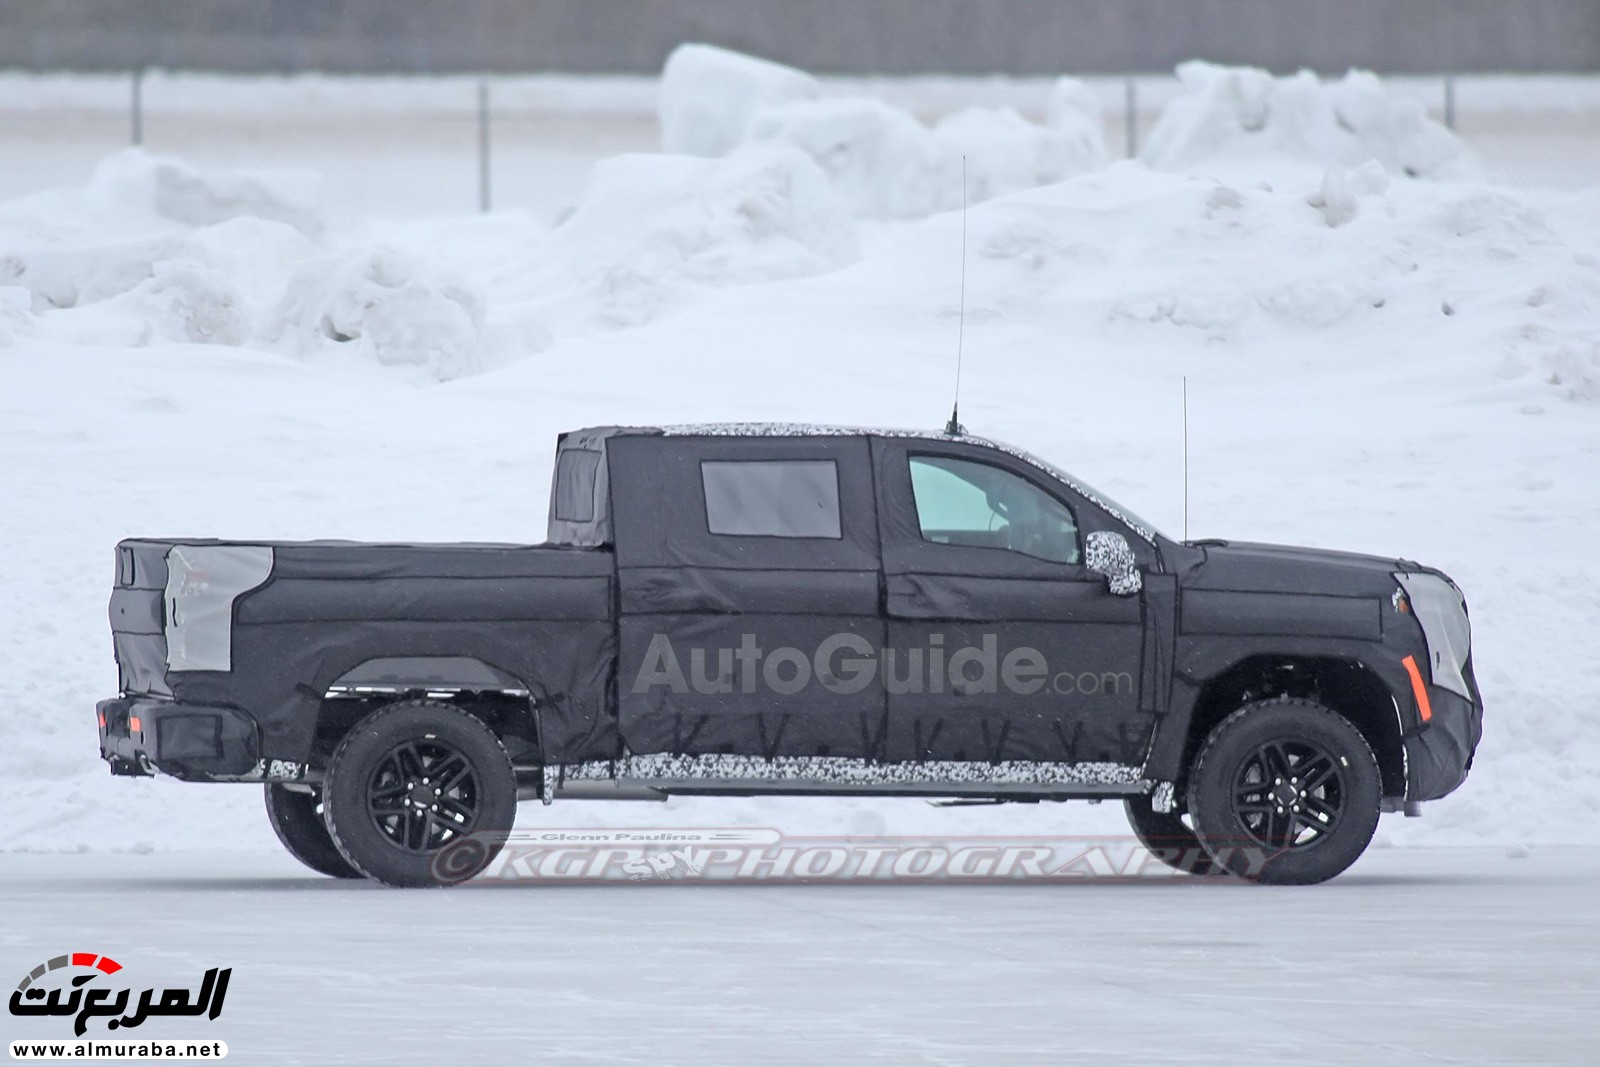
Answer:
[1182, 655, 1406, 799]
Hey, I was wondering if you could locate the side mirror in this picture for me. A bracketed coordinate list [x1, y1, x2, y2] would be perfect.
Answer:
[1085, 531, 1142, 596]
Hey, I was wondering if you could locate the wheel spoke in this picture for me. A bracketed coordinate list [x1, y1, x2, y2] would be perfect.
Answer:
[437, 795, 478, 824]
[1297, 754, 1337, 793]
[425, 812, 465, 844]
[1262, 741, 1293, 782]
[432, 754, 472, 794]
[1302, 795, 1342, 827]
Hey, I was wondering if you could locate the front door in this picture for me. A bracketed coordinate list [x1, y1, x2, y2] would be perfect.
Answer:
[871, 437, 1154, 771]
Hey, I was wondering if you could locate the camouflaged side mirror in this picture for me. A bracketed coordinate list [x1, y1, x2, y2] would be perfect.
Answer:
[1085, 530, 1142, 596]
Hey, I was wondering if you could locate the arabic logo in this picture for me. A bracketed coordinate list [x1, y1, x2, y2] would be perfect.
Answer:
[9, 952, 230, 1037]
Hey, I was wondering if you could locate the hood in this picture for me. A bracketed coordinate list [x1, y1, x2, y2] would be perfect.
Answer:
[1180, 540, 1408, 597]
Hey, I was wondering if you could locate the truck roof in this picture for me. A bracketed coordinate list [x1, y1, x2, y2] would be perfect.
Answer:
[555, 424, 1161, 547]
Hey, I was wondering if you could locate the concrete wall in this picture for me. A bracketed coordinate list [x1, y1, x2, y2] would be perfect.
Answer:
[3, 0, 1597, 75]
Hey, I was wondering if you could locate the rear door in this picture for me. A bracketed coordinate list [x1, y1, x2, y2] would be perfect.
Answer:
[608, 433, 886, 760]
[871, 436, 1154, 770]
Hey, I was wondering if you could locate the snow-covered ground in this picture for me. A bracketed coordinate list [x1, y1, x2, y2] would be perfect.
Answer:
[3, 46, 1598, 1062]
[5, 846, 1597, 1064]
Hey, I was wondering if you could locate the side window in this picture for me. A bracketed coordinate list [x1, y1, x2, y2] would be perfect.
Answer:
[701, 460, 842, 539]
[909, 455, 1080, 564]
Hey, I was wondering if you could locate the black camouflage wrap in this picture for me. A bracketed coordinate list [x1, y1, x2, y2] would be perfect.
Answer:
[101, 425, 1481, 804]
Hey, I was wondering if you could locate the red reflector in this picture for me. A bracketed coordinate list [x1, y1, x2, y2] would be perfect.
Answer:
[129, 715, 142, 733]
[98, 711, 106, 728]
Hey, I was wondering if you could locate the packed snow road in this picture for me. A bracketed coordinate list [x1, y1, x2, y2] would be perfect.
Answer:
[3, 847, 1594, 1064]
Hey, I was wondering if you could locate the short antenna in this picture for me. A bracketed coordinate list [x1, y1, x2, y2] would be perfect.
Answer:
[1182, 375, 1190, 542]
[944, 156, 968, 437]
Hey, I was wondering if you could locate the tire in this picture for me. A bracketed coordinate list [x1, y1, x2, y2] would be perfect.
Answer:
[322, 699, 517, 888]
[1186, 697, 1381, 885]
[1123, 794, 1217, 876]
[264, 784, 364, 879]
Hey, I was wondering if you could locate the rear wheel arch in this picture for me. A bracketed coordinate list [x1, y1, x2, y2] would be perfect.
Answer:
[1182, 654, 1406, 799]
[308, 657, 542, 771]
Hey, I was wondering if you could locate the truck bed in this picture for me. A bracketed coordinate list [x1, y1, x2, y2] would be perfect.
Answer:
[109, 538, 617, 777]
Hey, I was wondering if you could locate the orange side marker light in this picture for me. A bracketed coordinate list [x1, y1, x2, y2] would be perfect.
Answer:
[129, 715, 142, 734]
[1401, 655, 1433, 724]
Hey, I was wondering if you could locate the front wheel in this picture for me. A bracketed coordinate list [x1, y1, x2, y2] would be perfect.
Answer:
[321, 699, 517, 887]
[1186, 698, 1381, 885]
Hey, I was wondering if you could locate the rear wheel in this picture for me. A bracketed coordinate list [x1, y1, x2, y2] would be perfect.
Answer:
[322, 699, 517, 887]
[1123, 794, 1217, 875]
[1186, 698, 1381, 885]
[264, 784, 363, 879]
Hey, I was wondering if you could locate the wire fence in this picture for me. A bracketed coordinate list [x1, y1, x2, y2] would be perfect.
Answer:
[101, 68, 1472, 215]
[5, 68, 1596, 221]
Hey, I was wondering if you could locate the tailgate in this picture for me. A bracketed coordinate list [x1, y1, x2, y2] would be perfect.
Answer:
[110, 540, 173, 696]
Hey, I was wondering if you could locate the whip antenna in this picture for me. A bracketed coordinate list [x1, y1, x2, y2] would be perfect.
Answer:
[1183, 375, 1190, 542]
[944, 156, 968, 436]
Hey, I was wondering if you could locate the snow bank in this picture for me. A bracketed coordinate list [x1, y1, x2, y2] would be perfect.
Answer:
[746, 99, 945, 218]
[510, 147, 859, 331]
[666, 46, 1106, 219]
[259, 247, 488, 380]
[935, 105, 1107, 206]
[0, 285, 33, 344]
[1143, 61, 1475, 178]
[660, 43, 819, 157]
[87, 149, 323, 235]
[746, 97, 1106, 218]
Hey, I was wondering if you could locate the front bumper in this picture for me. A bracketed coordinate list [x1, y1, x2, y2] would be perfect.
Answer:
[1405, 683, 1483, 802]
[96, 695, 261, 780]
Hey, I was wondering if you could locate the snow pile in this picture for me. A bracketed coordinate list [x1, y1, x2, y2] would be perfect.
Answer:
[1143, 61, 1475, 178]
[258, 247, 490, 379]
[745, 99, 945, 218]
[660, 44, 819, 157]
[936, 103, 1107, 206]
[663, 45, 1106, 218]
[745, 97, 1106, 218]
[0, 152, 497, 376]
[503, 148, 859, 331]
[86, 148, 323, 235]
[0, 284, 33, 344]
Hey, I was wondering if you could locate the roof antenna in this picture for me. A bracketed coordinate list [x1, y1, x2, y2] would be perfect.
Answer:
[1182, 375, 1190, 542]
[944, 156, 968, 437]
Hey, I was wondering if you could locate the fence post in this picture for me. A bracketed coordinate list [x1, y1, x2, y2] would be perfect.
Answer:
[1443, 74, 1457, 131]
[477, 78, 491, 213]
[131, 67, 144, 146]
[1124, 77, 1138, 158]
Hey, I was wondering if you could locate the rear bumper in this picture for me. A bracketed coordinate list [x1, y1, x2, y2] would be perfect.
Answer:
[96, 695, 263, 781]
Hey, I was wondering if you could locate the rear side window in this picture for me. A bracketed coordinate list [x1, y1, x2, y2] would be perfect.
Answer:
[701, 460, 842, 539]
[553, 449, 602, 522]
